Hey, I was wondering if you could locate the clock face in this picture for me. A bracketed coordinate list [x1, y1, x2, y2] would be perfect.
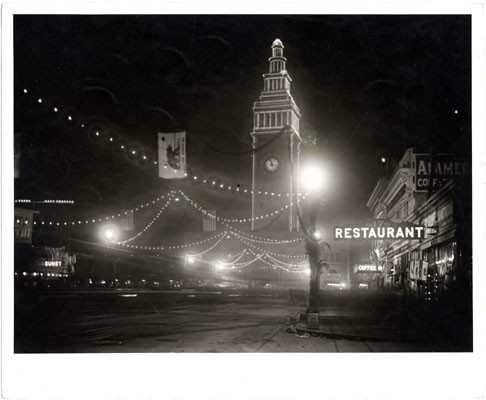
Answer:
[264, 157, 280, 172]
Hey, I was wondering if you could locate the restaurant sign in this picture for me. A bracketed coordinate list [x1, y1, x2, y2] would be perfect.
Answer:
[334, 224, 425, 240]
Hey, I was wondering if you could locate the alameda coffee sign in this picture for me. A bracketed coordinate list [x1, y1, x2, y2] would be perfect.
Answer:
[334, 224, 425, 240]
[414, 153, 469, 191]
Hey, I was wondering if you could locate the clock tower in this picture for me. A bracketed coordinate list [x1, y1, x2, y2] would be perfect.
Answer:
[251, 39, 301, 231]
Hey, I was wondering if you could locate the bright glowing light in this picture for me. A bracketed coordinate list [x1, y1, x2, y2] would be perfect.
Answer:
[53, 107, 58, 112]
[132, 150, 136, 155]
[301, 164, 326, 193]
[109, 137, 113, 141]
[303, 268, 311, 276]
[102, 226, 117, 242]
[95, 131, 100, 136]
[313, 230, 321, 239]
[174, 197, 180, 202]
[38, 98, 43, 103]
[68, 115, 72, 121]
[22, 272, 27, 276]
[381, 157, 386, 163]
[23, 88, 28, 93]
[187, 256, 195, 264]
[215, 261, 225, 271]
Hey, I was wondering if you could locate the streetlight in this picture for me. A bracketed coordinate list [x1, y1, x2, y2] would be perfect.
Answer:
[102, 226, 117, 243]
[101, 225, 119, 284]
[300, 162, 330, 326]
[215, 260, 225, 271]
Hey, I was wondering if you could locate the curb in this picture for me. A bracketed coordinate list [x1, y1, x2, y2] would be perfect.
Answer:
[291, 323, 407, 343]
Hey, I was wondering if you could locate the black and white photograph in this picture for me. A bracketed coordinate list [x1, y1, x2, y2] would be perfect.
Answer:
[2, 3, 485, 400]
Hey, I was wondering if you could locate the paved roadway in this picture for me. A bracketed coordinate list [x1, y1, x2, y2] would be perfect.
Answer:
[14, 288, 467, 353]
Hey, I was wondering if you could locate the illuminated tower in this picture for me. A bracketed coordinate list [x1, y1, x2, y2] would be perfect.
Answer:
[250, 39, 301, 231]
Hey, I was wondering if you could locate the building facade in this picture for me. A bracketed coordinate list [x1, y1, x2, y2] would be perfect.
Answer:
[367, 148, 471, 301]
[250, 39, 302, 232]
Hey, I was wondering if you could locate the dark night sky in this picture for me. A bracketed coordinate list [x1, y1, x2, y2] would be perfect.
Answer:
[14, 15, 471, 236]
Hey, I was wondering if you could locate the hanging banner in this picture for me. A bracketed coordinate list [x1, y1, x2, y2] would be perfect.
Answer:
[158, 132, 186, 179]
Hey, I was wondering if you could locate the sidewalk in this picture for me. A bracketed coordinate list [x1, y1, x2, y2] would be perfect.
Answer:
[291, 306, 470, 347]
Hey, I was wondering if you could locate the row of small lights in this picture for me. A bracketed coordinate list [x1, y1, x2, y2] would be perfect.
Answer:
[179, 190, 307, 231]
[111, 190, 304, 247]
[117, 232, 225, 251]
[249, 251, 310, 274]
[187, 254, 306, 274]
[228, 230, 307, 259]
[23, 88, 158, 166]
[16, 271, 69, 278]
[185, 234, 228, 256]
[191, 173, 308, 198]
[31, 192, 175, 227]
[183, 232, 308, 269]
[116, 195, 175, 244]
[179, 190, 291, 224]
[24, 86, 307, 199]
[15, 199, 75, 204]
[218, 219, 304, 245]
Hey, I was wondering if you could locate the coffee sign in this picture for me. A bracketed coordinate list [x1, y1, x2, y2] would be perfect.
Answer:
[414, 154, 469, 191]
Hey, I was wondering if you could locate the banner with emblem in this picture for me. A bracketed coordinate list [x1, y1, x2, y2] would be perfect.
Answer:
[158, 132, 186, 179]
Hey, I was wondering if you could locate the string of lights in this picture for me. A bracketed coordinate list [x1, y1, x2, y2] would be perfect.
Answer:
[31, 191, 177, 227]
[264, 252, 309, 268]
[117, 232, 225, 251]
[178, 190, 307, 232]
[218, 220, 304, 244]
[23, 86, 308, 199]
[178, 190, 291, 224]
[186, 233, 227, 256]
[116, 194, 175, 244]
[15, 199, 75, 204]
[246, 249, 309, 273]
[228, 230, 307, 259]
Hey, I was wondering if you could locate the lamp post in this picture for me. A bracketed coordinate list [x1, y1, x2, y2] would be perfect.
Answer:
[102, 226, 118, 284]
[300, 164, 328, 323]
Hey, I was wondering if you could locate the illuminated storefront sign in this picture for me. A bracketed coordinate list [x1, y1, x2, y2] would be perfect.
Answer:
[354, 264, 383, 273]
[334, 225, 425, 240]
[44, 260, 62, 267]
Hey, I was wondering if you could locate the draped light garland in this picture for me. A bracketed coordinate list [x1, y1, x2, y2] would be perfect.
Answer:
[22, 86, 308, 199]
[228, 230, 307, 259]
[178, 190, 292, 224]
[116, 194, 175, 244]
[32, 191, 177, 227]
[178, 190, 306, 246]
[118, 231, 225, 251]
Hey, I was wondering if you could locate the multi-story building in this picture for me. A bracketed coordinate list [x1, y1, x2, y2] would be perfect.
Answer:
[250, 38, 302, 232]
[367, 148, 471, 301]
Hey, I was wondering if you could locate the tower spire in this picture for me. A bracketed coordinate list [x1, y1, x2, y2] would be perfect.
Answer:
[250, 39, 301, 232]
[269, 38, 286, 73]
